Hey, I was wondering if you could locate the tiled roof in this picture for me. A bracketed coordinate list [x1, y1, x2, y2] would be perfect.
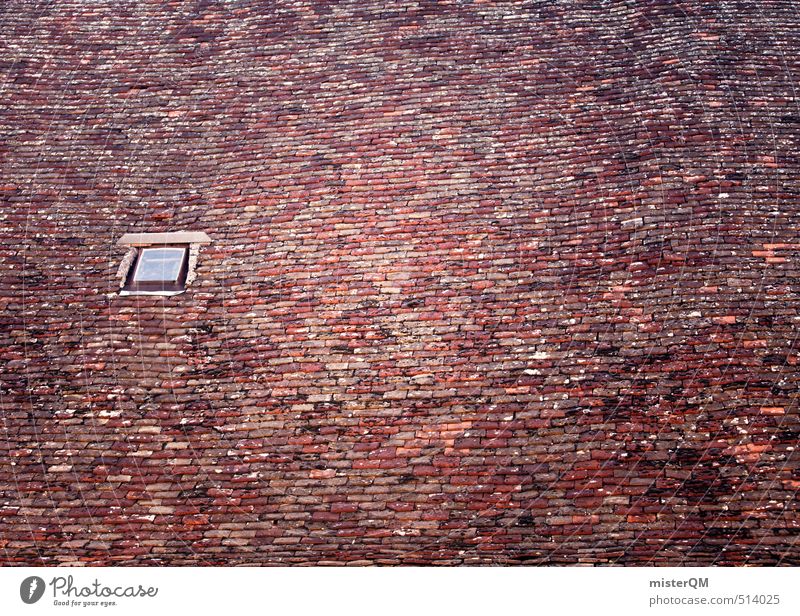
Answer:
[1, 1, 799, 565]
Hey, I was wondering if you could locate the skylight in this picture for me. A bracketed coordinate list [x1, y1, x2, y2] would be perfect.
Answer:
[133, 247, 186, 282]
[123, 245, 189, 294]
[116, 231, 211, 296]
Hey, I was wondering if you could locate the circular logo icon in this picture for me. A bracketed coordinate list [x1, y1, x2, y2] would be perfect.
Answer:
[20, 576, 46, 604]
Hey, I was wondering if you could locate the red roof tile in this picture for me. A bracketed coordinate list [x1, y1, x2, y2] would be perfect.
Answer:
[1, 0, 799, 565]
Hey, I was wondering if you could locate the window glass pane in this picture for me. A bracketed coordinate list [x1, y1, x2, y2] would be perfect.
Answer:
[133, 248, 185, 282]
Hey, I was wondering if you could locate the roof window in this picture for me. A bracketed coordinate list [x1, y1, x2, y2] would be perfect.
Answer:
[116, 231, 210, 296]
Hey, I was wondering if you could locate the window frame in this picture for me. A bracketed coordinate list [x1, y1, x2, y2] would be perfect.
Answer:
[122, 244, 190, 294]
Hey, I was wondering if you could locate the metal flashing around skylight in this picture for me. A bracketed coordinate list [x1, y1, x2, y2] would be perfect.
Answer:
[117, 231, 211, 246]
